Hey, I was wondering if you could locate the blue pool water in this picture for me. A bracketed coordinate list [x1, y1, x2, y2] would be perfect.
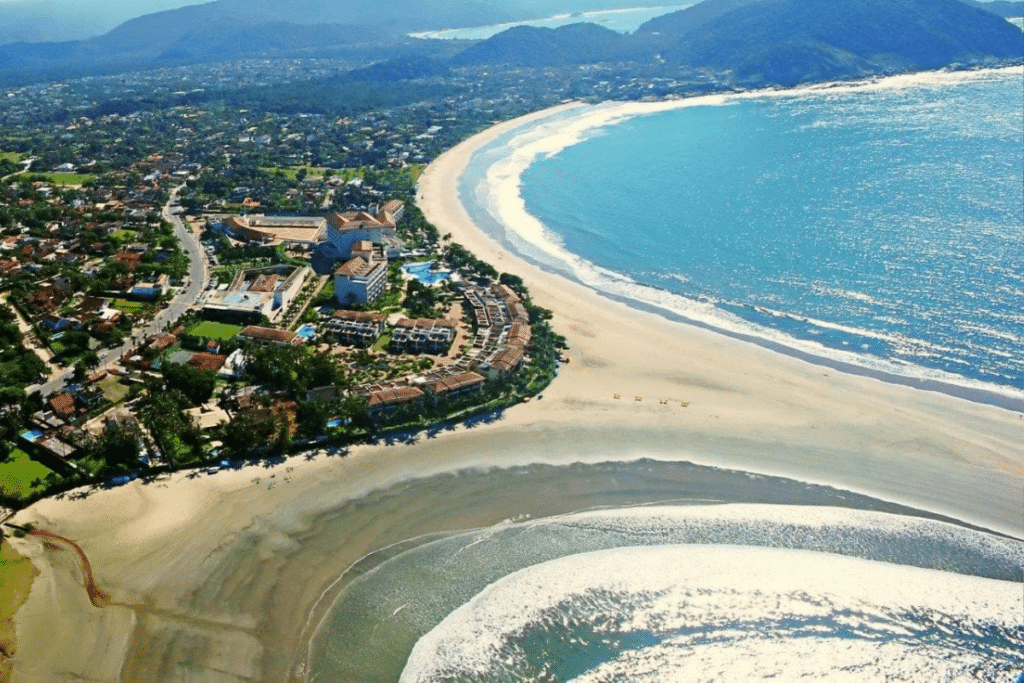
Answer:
[296, 324, 317, 340]
[404, 261, 450, 285]
[19, 429, 44, 442]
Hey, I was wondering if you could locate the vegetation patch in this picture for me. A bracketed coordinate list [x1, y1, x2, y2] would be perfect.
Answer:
[0, 152, 24, 163]
[0, 449, 53, 503]
[98, 376, 131, 404]
[39, 173, 96, 186]
[187, 321, 243, 341]
[0, 541, 40, 682]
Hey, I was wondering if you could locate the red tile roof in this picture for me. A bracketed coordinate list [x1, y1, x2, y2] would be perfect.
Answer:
[49, 393, 76, 416]
[188, 353, 227, 372]
[238, 326, 299, 345]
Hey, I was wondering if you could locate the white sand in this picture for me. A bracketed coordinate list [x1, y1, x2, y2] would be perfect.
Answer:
[7, 104, 1021, 683]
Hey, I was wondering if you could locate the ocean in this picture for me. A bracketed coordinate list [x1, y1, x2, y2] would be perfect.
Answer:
[306, 461, 1024, 682]
[408, 4, 699, 40]
[305, 69, 1024, 681]
[461, 67, 1023, 406]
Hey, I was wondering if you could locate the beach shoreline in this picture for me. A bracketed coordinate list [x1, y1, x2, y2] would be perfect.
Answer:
[449, 69, 1024, 412]
[5, 99, 1022, 683]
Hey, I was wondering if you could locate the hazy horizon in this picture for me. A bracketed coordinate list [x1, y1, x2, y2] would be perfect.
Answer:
[0, 0, 209, 43]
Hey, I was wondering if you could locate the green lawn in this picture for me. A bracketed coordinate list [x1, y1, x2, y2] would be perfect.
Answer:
[0, 448, 52, 502]
[263, 165, 332, 181]
[98, 375, 131, 404]
[111, 298, 146, 312]
[0, 151, 25, 163]
[41, 172, 96, 186]
[188, 320, 244, 341]
[110, 228, 139, 242]
[371, 332, 392, 353]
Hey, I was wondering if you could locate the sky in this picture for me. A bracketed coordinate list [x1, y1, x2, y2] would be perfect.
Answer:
[0, 0, 210, 43]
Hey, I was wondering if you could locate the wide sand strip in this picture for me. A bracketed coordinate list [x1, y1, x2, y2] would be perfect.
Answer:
[7, 104, 1022, 683]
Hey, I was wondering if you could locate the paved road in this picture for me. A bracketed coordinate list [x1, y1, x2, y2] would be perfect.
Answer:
[28, 185, 209, 397]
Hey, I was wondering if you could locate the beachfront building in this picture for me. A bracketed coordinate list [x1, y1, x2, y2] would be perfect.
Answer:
[326, 310, 386, 347]
[390, 318, 457, 355]
[365, 385, 425, 418]
[424, 371, 486, 399]
[236, 325, 301, 347]
[223, 215, 327, 247]
[202, 264, 308, 323]
[334, 255, 388, 306]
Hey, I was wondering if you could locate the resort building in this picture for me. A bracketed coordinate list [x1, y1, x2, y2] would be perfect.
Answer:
[334, 255, 388, 306]
[390, 318, 457, 355]
[365, 385, 425, 418]
[326, 310, 387, 347]
[424, 371, 486, 398]
[237, 325, 301, 347]
[223, 215, 327, 247]
[326, 207, 402, 258]
[202, 264, 308, 323]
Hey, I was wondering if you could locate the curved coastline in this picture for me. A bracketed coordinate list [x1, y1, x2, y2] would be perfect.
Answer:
[2, 93, 1021, 683]
[454, 68, 1024, 411]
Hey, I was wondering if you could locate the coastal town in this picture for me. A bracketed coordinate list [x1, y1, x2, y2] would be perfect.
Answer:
[0, 2, 1021, 683]
[0, 71, 571, 508]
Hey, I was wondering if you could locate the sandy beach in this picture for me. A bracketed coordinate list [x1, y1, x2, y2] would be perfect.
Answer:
[6, 103, 1022, 683]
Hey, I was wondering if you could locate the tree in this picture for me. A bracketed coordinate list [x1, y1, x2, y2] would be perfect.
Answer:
[297, 399, 333, 439]
[163, 362, 216, 406]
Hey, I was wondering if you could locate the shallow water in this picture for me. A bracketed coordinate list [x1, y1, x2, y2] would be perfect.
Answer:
[305, 460, 1024, 682]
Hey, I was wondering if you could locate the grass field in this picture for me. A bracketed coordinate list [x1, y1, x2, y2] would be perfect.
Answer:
[110, 228, 139, 242]
[98, 376, 130, 404]
[0, 151, 25, 163]
[111, 298, 147, 312]
[263, 165, 334, 181]
[188, 321, 244, 341]
[0, 448, 52, 502]
[40, 172, 95, 186]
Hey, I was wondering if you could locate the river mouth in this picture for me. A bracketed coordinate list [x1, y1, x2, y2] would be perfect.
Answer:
[299, 458, 1023, 682]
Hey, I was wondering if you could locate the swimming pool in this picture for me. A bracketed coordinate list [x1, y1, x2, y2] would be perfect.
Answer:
[404, 261, 450, 285]
[297, 324, 317, 341]
[19, 429, 44, 442]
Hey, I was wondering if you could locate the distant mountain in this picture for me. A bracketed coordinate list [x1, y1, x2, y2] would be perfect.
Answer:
[0, 0, 508, 82]
[451, 23, 630, 67]
[454, 0, 1023, 86]
[638, 0, 1024, 85]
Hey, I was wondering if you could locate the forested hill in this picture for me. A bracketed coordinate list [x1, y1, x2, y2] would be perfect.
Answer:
[457, 0, 1023, 86]
[634, 0, 1024, 85]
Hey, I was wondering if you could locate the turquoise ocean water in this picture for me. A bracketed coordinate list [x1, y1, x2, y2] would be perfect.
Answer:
[462, 67, 1023, 406]
[307, 69, 1024, 682]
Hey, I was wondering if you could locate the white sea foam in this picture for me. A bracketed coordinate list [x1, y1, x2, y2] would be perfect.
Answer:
[466, 66, 1024, 402]
[400, 544, 1023, 682]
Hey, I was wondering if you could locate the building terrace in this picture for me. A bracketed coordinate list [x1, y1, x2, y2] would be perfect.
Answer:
[326, 310, 386, 348]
